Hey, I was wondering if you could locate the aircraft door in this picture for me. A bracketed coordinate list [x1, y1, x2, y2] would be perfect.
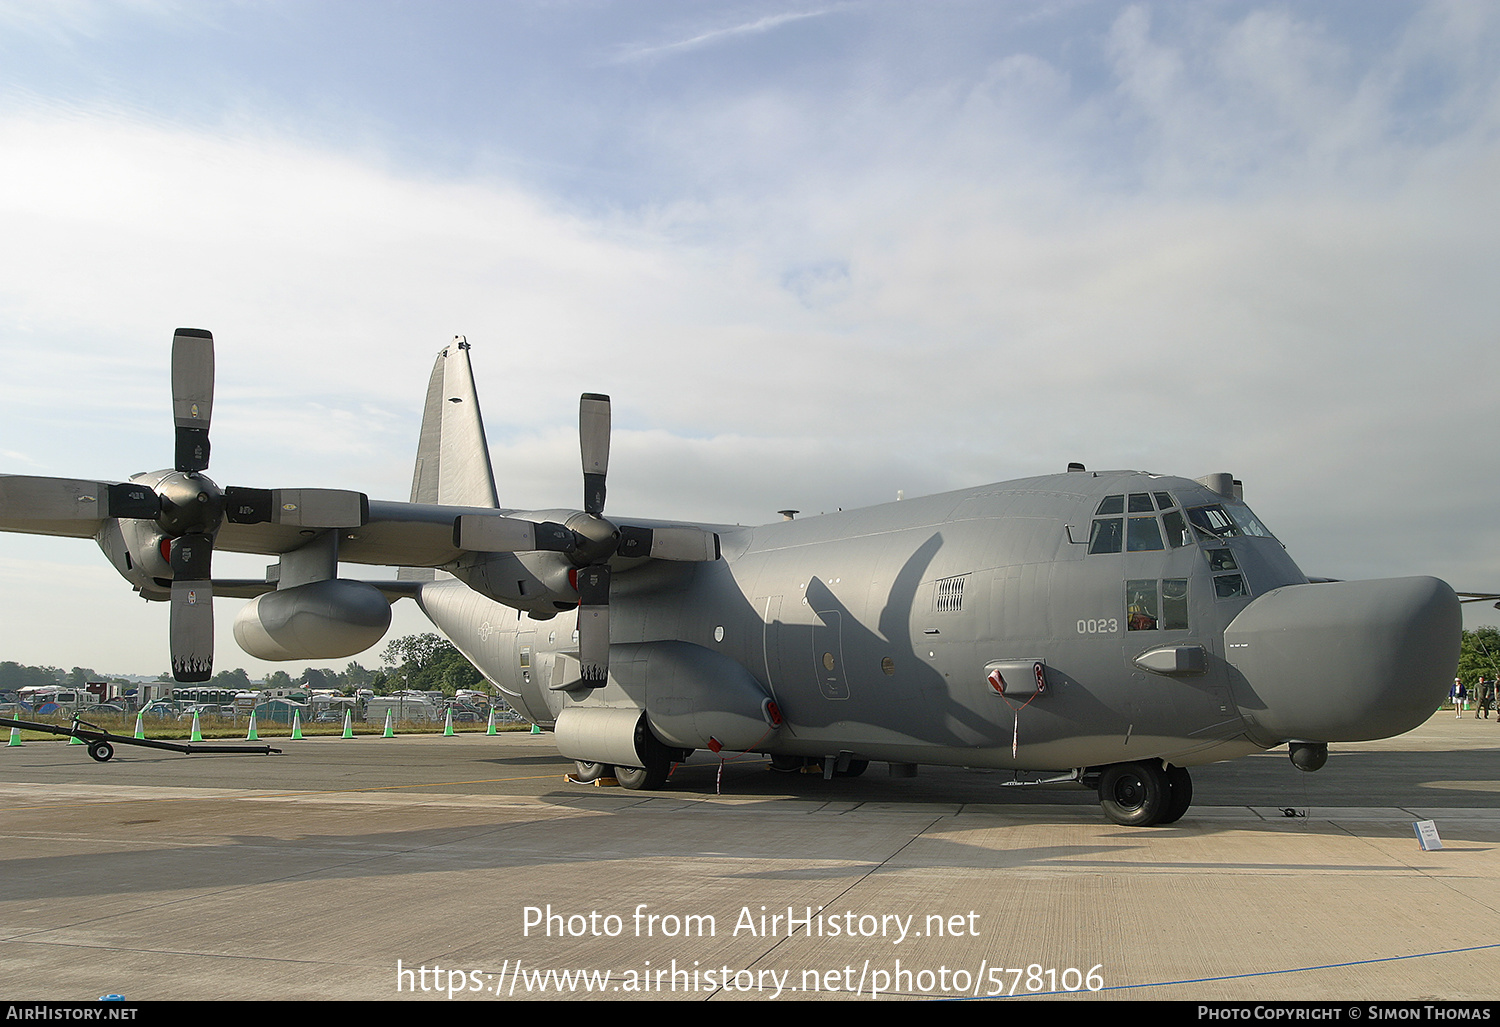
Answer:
[811, 607, 850, 700]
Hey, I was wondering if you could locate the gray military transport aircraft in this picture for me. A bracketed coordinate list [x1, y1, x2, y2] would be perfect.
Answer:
[0, 330, 1463, 826]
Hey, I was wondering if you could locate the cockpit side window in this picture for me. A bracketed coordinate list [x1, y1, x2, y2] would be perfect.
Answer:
[1162, 509, 1190, 548]
[1089, 517, 1124, 554]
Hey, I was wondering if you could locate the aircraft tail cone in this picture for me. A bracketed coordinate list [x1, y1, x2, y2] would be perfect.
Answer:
[291, 711, 303, 740]
[246, 711, 258, 741]
[190, 712, 202, 742]
[341, 710, 353, 738]
[383, 709, 394, 738]
[8, 726, 21, 747]
[443, 710, 454, 736]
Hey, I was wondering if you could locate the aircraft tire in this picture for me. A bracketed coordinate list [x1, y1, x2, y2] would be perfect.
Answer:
[574, 760, 613, 783]
[1097, 760, 1170, 827]
[1161, 764, 1193, 824]
[615, 763, 669, 790]
[87, 741, 114, 763]
[769, 755, 805, 773]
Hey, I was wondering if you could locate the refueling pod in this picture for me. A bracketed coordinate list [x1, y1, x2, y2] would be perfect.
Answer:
[232, 579, 391, 661]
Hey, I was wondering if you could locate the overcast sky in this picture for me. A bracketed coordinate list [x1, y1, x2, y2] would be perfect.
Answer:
[2, 0, 1497, 678]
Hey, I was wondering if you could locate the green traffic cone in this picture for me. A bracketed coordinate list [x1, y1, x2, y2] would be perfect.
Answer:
[190, 712, 202, 742]
[8, 726, 21, 747]
[443, 710, 455, 736]
[291, 711, 303, 740]
[530, 723, 541, 734]
[486, 708, 497, 736]
[134, 714, 145, 740]
[341, 710, 353, 738]
[246, 712, 259, 741]
[382, 709, 394, 738]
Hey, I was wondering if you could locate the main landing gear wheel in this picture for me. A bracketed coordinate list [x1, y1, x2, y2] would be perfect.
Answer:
[614, 716, 688, 791]
[1097, 760, 1171, 827]
[87, 741, 114, 763]
[614, 763, 669, 790]
[574, 760, 613, 783]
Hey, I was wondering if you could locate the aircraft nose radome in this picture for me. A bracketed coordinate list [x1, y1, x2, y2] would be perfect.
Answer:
[1222, 576, 1460, 746]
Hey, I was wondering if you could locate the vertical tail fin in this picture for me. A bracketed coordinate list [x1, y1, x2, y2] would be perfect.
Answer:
[409, 337, 499, 508]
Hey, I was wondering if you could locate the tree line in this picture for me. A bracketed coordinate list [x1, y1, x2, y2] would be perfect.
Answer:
[1, 633, 487, 697]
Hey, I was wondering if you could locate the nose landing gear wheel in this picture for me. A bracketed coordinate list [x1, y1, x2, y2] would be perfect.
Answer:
[1161, 764, 1193, 824]
[1097, 760, 1170, 826]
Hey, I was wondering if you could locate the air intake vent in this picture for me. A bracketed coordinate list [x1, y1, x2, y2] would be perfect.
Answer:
[935, 575, 967, 613]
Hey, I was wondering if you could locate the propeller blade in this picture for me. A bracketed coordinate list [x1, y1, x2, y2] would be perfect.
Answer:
[172, 328, 214, 472]
[576, 563, 610, 687]
[580, 393, 610, 516]
[224, 487, 368, 527]
[168, 532, 215, 682]
[453, 514, 575, 553]
[107, 481, 162, 519]
[0, 475, 108, 530]
[617, 525, 721, 562]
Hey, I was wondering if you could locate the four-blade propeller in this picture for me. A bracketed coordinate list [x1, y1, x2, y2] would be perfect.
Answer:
[0, 329, 367, 682]
[454, 393, 721, 688]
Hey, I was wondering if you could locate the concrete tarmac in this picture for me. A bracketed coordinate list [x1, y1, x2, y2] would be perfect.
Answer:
[1, 712, 1497, 1002]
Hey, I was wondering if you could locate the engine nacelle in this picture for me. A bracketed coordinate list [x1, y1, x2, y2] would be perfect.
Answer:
[232, 579, 391, 661]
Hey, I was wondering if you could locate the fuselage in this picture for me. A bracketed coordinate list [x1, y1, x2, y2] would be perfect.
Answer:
[412, 468, 1459, 776]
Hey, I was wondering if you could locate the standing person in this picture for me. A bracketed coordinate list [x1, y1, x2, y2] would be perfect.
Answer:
[1478, 677, 1493, 720]
[1452, 677, 1466, 718]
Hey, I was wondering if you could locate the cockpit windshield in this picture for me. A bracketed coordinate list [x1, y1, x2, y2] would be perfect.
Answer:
[1088, 491, 1277, 555]
[1186, 502, 1277, 541]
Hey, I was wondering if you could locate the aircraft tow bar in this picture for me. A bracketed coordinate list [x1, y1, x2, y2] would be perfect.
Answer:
[0, 716, 282, 762]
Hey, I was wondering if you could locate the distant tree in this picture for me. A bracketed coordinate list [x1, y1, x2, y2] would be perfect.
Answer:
[210, 667, 252, 690]
[1459, 627, 1500, 683]
[380, 633, 480, 695]
[265, 670, 294, 690]
[299, 667, 332, 691]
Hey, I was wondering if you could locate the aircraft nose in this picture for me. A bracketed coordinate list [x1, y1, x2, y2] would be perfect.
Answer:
[1222, 576, 1460, 747]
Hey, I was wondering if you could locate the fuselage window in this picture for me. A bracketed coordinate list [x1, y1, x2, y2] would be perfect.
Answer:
[1128, 493, 1154, 513]
[1127, 578, 1189, 630]
[1096, 495, 1124, 515]
[1152, 491, 1175, 510]
[1162, 578, 1189, 629]
[1206, 548, 1237, 572]
[1214, 574, 1248, 599]
[1127, 579, 1159, 630]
